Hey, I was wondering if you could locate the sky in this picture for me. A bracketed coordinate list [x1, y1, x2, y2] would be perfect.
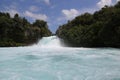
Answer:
[0, 0, 119, 33]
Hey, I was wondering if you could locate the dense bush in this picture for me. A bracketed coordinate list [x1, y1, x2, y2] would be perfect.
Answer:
[56, 2, 120, 47]
[0, 13, 52, 47]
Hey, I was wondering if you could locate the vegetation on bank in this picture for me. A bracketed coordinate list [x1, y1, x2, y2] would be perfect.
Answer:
[56, 2, 120, 47]
[0, 13, 52, 47]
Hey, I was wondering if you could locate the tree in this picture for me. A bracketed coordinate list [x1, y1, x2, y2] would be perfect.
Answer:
[56, 1, 120, 47]
[0, 12, 52, 47]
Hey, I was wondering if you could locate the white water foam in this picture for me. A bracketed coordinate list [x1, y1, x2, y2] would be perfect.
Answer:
[33, 36, 62, 48]
[0, 36, 120, 80]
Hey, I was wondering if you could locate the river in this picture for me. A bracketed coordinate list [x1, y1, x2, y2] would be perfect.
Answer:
[0, 36, 120, 80]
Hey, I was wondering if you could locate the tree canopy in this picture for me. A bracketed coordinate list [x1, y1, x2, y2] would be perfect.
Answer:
[56, 2, 120, 47]
[0, 13, 52, 47]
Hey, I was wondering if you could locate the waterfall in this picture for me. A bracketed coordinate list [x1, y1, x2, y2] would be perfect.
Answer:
[35, 36, 62, 48]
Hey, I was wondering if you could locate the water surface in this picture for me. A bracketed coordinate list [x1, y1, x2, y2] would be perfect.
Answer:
[0, 36, 120, 80]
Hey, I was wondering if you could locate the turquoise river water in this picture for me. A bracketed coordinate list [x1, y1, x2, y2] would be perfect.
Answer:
[0, 36, 120, 80]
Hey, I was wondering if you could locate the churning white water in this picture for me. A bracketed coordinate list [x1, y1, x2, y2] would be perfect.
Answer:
[0, 36, 120, 80]
[36, 36, 62, 48]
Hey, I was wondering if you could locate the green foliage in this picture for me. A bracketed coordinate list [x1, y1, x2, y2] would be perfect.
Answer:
[56, 2, 120, 47]
[33, 20, 52, 37]
[0, 12, 52, 47]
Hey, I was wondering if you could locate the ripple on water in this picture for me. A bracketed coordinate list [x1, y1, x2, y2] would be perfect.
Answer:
[0, 47, 120, 80]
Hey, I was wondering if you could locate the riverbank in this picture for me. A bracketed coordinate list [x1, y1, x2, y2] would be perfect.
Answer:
[0, 12, 52, 47]
[56, 2, 120, 48]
